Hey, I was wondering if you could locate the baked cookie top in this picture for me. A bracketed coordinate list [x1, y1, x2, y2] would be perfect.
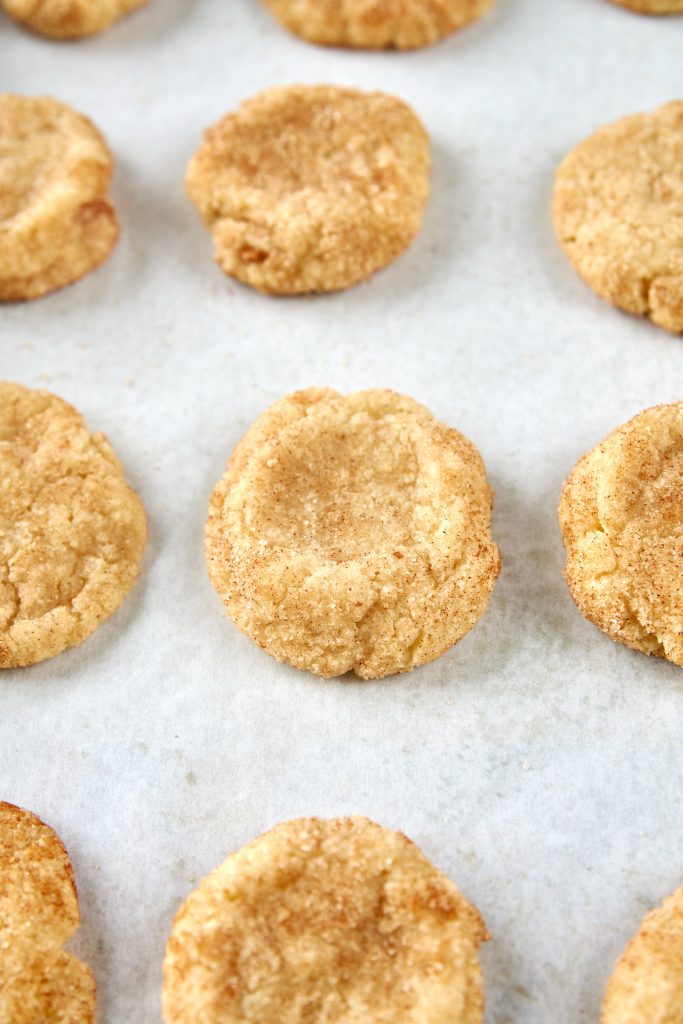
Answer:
[553, 101, 683, 334]
[186, 85, 430, 294]
[2, 0, 147, 38]
[602, 885, 683, 1022]
[163, 816, 488, 1024]
[206, 388, 500, 679]
[0, 382, 147, 668]
[0, 93, 119, 301]
[0, 801, 95, 1024]
[609, 0, 683, 12]
[559, 403, 683, 667]
[262, 0, 495, 49]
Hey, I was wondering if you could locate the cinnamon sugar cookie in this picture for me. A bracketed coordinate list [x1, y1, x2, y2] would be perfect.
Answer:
[262, 0, 495, 49]
[553, 101, 683, 334]
[206, 388, 500, 679]
[0, 94, 119, 302]
[609, 0, 683, 12]
[163, 816, 488, 1024]
[0, 801, 95, 1024]
[2, 0, 147, 38]
[0, 382, 147, 668]
[186, 85, 430, 295]
[602, 885, 683, 1022]
[558, 403, 683, 667]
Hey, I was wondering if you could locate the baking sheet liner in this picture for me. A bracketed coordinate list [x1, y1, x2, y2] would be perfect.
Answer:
[2, 1, 683, 1020]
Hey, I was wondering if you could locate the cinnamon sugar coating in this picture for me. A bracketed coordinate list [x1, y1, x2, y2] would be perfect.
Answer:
[0, 801, 95, 1024]
[2, 0, 147, 38]
[553, 101, 683, 334]
[0, 382, 147, 668]
[602, 885, 683, 1022]
[0, 94, 119, 301]
[559, 403, 683, 667]
[262, 0, 495, 49]
[609, 0, 683, 12]
[186, 85, 430, 295]
[206, 388, 500, 679]
[163, 816, 488, 1024]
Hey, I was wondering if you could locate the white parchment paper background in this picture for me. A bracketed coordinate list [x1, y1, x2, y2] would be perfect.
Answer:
[1, 1, 683, 1020]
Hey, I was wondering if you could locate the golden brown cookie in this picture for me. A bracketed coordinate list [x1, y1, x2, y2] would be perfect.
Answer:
[0, 94, 119, 302]
[163, 816, 488, 1024]
[186, 85, 430, 295]
[1, 0, 147, 38]
[0, 801, 95, 1024]
[609, 0, 683, 12]
[206, 388, 500, 679]
[558, 403, 683, 667]
[262, 0, 495, 49]
[553, 101, 683, 334]
[601, 885, 683, 1023]
[0, 382, 147, 668]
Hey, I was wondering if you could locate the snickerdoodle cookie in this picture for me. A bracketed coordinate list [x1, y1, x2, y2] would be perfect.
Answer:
[206, 388, 500, 679]
[558, 403, 683, 667]
[0, 801, 95, 1024]
[2, 0, 147, 38]
[553, 101, 683, 334]
[0, 382, 147, 668]
[186, 85, 430, 294]
[262, 0, 495, 49]
[163, 816, 488, 1024]
[609, 0, 683, 12]
[0, 94, 119, 301]
[602, 885, 683, 1023]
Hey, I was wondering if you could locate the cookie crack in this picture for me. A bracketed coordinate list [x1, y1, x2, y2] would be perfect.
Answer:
[1, 574, 21, 632]
[351, 542, 470, 673]
[590, 510, 668, 653]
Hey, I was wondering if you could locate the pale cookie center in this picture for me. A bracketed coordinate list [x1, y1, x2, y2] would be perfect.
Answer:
[0, 127, 66, 222]
[227, 108, 394, 196]
[208, 869, 434, 1019]
[253, 421, 418, 560]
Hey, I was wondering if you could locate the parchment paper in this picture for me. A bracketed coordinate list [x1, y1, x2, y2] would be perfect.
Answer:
[2, 1, 683, 1020]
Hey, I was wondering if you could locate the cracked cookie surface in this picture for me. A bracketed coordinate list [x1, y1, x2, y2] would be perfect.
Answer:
[186, 85, 430, 295]
[553, 101, 683, 334]
[206, 388, 500, 679]
[163, 816, 488, 1024]
[0, 94, 119, 301]
[0, 382, 147, 668]
[261, 0, 495, 49]
[602, 885, 683, 1023]
[559, 403, 683, 667]
[0, 801, 95, 1024]
[2, 0, 147, 38]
